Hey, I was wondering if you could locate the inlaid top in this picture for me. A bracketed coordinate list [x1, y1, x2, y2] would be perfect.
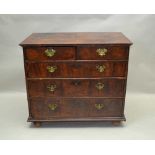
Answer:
[20, 32, 132, 46]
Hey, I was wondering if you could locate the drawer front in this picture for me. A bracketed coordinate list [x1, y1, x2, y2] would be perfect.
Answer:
[26, 61, 127, 78]
[78, 46, 129, 60]
[28, 79, 125, 97]
[30, 98, 124, 119]
[25, 47, 75, 60]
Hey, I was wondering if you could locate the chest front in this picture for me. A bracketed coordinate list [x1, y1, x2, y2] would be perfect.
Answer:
[20, 32, 132, 127]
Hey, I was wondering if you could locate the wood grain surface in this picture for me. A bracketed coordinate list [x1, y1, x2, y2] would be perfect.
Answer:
[21, 32, 132, 125]
[20, 32, 132, 46]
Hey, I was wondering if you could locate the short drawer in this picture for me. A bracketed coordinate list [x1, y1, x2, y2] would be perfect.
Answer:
[24, 47, 75, 60]
[78, 46, 129, 60]
[30, 98, 124, 119]
[25, 61, 127, 78]
[27, 79, 125, 97]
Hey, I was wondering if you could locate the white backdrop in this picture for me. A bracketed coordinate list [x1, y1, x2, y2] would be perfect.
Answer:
[0, 15, 155, 139]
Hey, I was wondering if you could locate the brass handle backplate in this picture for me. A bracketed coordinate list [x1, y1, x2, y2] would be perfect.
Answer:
[95, 103, 104, 110]
[48, 103, 57, 111]
[96, 82, 104, 90]
[44, 49, 56, 57]
[47, 66, 57, 73]
[47, 84, 57, 92]
[96, 65, 106, 73]
[96, 48, 107, 57]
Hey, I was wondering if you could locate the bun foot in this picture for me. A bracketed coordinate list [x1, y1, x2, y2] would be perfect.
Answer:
[112, 121, 121, 126]
[33, 122, 41, 127]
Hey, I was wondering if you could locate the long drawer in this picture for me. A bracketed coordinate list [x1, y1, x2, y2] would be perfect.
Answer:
[25, 61, 128, 78]
[30, 98, 124, 119]
[27, 79, 126, 97]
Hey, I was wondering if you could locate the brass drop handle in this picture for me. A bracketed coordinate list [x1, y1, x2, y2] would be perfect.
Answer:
[96, 82, 104, 90]
[47, 66, 57, 73]
[96, 65, 106, 73]
[44, 49, 56, 57]
[95, 103, 104, 110]
[47, 84, 56, 92]
[48, 103, 57, 111]
[96, 48, 107, 57]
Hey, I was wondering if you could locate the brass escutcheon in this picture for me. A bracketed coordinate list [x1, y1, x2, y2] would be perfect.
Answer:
[48, 103, 57, 111]
[47, 66, 57, 73]
[96, 82, 104, 90]
[95, 103, 104, 110]
[47, 84, 57, 92]
[96, 65, 106, 73]
[44, 49, 56, 57]
[96, 48, 107, 57]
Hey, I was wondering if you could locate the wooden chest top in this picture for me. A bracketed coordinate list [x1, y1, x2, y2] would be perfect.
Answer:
[20, 32, 132, 46]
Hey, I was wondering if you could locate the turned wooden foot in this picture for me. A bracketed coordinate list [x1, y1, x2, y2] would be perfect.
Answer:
[112, 121, 121, 126]
[33, 122, 41, 127]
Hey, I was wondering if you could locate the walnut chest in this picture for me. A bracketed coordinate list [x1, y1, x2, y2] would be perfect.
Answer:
[20, 32, 132, 127]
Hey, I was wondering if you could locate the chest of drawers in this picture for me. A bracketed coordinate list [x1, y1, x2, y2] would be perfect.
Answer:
[20, 32, 132, 127]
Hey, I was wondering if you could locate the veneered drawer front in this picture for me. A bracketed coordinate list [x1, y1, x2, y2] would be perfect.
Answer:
[78, 46, 129, 60]
[24, 47, 75, 60]
[30, 98, 124, 119]
[28, 79, 89, 97]
[25, 61, 127, 78]
[27, 79, 125, 97]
